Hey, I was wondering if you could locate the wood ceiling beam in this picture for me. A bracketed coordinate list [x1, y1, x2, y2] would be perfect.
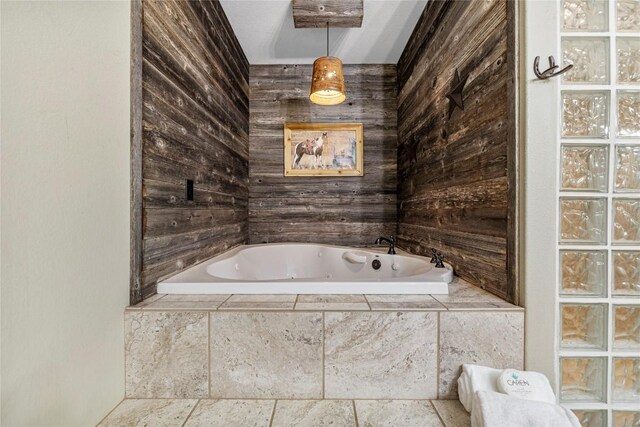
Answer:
[292, 0, 364, 28]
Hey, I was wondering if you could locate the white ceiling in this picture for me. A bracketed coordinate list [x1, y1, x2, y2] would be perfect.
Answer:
[219, 0, 428, 64]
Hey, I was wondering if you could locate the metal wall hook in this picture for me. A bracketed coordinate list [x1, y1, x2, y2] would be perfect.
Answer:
[533, 55, 573, 80]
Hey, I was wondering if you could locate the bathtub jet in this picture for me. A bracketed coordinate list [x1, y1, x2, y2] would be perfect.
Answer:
[157, 243, 453, 295]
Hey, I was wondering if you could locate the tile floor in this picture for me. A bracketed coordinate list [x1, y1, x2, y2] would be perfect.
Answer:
[98, 398, 470, 427]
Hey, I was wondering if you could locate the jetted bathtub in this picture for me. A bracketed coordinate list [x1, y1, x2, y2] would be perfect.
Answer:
[157, 243, 452, 294]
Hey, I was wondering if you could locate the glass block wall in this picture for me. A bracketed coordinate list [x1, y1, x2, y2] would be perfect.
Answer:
[559, 1, 640, 425]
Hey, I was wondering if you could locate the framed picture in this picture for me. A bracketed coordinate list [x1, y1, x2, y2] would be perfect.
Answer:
[284, 122, 364, 177]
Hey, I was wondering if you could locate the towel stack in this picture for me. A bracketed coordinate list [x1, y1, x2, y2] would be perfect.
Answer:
[457, 364, 580, 427]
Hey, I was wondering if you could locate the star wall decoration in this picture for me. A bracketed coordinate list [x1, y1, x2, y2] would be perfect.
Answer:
[446, 69, 468, 119]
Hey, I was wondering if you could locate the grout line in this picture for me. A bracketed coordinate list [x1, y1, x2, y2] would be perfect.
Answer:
[208, 312, 212, 398]
[322, 312, 326, 399]
[352, 400, 359, 427]
[216, 294, 234, 310]
[268, 400, 278, 427]
[180, 399, 201, 427]
[437, 311, 441, 400]
[95, 397, 125, 426]
[429, 400, 447, 427]
[362, 294, 372, 311]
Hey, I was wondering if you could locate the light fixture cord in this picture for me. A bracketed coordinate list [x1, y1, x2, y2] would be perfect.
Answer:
[326, 22, 329, 57]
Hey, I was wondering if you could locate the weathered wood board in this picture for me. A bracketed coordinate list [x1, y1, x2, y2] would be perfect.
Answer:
[132, 0, 250, 303]
[249, 64, 397, 247]
[292, 0, 363, 28]
[396, 0, 518, 303]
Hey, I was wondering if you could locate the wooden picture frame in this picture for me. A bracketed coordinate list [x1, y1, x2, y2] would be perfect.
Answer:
[284, 122, 364, 177]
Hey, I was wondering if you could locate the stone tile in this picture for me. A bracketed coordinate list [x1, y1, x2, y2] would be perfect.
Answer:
[355, 400, 443, 427]
[162, 294, 230, 302]
[184, 399, 274, 427]
[98, 399, 197, 427]
[431, 400, 471, 427]
[227, 294, 297, 302]
[439, 311, 524, 399]
[143, 300, 221, 310]
[210, 312, 323, 398]
[125, 311, 209, 398]
[325, 311, 438, 399]
[366, 295, 446, 311]
[271, 400, 355, 427]
[217, 301, 295, 310]
[295, 294, 370, 310]
[442, 301, 523, 311]
[432, 277, 503, 303]
[129, 293, 166, 309]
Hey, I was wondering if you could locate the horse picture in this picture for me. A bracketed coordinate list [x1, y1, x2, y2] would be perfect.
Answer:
[284, 123, 364, 177]
[292, 132, 327, 169]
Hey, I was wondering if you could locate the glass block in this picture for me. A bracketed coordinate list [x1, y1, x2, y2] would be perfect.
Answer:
[613, 411, 640, 427]
[617, 38, 640, 84]
[562, 91, 609, 138]
[617, 91, 640, 138]
[561, 145, 608, 191]
[613, 251, 640, 297]
[560, 357, 607, 403]
[613, 357, 640, 402]
[614, 305, 640, 350]
[563, 0, 608, 31]
[561, 303, 607, 350]
[562, 37, 609, 84]
[573, 410, 607, 427]
[615, 145, 640, 192]
[613, 199, 640, 244]
[617, 0, 640, 31]
[560, 250, 607, 296]
[560, 198, 607, 244]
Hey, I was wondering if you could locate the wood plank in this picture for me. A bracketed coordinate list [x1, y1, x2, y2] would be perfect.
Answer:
[249, 64, 397, 246]
[396, 0, 518, 303]
[137, 0, 250, 294]
[292, 0, 363, 28]
[130, 0, 143, 305]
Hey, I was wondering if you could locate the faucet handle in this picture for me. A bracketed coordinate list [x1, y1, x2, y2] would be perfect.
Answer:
[430, 248, 438, 264]
[434, 252, 445, 269]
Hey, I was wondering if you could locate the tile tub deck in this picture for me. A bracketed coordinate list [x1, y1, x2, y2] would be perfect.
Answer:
[98, 398, 471, 426]
[121, 277, 524, 404]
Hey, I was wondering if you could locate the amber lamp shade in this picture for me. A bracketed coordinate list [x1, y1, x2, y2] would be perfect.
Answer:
[309, 56, 346, 106]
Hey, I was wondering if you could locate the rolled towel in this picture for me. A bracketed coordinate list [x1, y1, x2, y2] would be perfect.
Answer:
[457, 364, 503, 412]
[471, 391, 581, 427]
[497, 369, 556, 404]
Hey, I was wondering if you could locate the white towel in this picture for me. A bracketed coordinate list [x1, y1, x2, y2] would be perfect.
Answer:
[457, 364, 503, 412]
[471, 391, 581, 427]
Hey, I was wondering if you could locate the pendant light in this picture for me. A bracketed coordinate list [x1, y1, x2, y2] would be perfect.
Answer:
[309, 22, 346, 106]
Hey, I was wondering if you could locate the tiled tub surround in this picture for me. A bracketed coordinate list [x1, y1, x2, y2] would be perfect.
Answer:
[124, 278, 524, 400]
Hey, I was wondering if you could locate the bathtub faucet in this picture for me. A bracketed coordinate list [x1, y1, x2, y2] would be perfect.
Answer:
[375, 236, 396, 255]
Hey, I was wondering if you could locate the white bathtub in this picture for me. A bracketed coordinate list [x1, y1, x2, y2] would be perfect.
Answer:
[157, 243, 452, 294]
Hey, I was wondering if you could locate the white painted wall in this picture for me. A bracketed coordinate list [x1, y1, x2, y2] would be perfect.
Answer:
[1, 1, 130, 425]
[521, 0, 560, 390]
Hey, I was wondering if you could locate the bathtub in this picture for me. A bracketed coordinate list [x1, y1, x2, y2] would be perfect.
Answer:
[157, 243, 452, 295]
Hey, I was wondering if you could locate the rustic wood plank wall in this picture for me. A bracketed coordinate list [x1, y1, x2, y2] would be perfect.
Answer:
[249, 65, 397, 246]
[136, 0, 249, 302]
[396, 0, 518, 302]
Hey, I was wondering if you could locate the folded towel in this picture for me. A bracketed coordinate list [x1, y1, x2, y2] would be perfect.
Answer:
[497, 369, 556, 405]
[471, 391, 581, 427]
[457, 364, 503, 412]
